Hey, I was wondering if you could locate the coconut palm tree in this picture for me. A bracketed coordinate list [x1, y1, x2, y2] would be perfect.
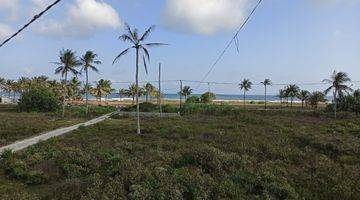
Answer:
[286, 84, 300, 108]
[278, 89, 286, 108]
[323, 71, 352, 118]
[144, 82, 156, 102]
[119, 88, 127, 99]
[91, 79, 113, 104]
[0, 78, 6, 96]
[113, 23, 167, 134]
[260, 79, 272, 109]
[68, 77, 83, 101]
[54, 49, 81, 117]
[297, 90, 311, 108]
[308, 91, 326, 110]
[125, 83, 142, 105]
[17, 77, 31, 94]
[239, 79, 252, 108]
[4, 80, 13, 99]
[180, 86, 193, 100]
[80, 51, 101, 114]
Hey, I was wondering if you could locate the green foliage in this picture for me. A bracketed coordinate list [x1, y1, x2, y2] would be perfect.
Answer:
[0, 110, 359, 199]
[327, 92, 360, 114]
[185, 96, 200, 104]
[200, 92, 216, 103]
[123, 102, 179, 113]
[18, 88, 60, 112]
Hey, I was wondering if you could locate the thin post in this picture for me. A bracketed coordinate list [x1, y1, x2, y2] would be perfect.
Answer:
[158, 63, 162, 117]
[179, 80, 183, 109]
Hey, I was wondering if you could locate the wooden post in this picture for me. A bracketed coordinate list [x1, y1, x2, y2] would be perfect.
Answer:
[158, 63, 162, 117]
[179, 80, 183, 109]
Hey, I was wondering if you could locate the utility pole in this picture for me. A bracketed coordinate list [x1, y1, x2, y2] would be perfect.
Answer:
[158, 63, 162, 117]
[179, 80, 183, 109]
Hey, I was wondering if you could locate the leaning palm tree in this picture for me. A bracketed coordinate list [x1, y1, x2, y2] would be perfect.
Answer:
[54, 49, 81, 117]
[80, 51, 101, 115]
[181, 86, 193, 100]
[260, 79, 272, 109]
[297, 90, 311, 108]
[113, 23, 167, 134]
[239, 79, 252, 108]
[323, 71, 352, 118]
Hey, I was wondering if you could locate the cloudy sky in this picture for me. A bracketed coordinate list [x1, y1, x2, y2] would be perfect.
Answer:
[0, 0, 359, 94]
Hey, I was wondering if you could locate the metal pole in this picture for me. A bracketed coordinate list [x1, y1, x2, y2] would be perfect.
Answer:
[158, 63, 162, 117]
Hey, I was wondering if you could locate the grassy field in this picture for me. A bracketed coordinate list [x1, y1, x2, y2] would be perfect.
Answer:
[0, 107, 359, 199]
[0, 105, 116, 147]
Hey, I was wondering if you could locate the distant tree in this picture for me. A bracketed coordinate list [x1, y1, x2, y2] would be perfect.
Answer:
[54, 49, 81, 117]
[278, 89, 286, 107]
[239, 79, 252, 108]
[201, 92, 216, 103]
[286, 84, 300, 108]
[297, 90, 311, 108]
[80, 51, 101, 115]
[323, 71, 352, 118]
[260, 79, 272, 109]
[119, 88, 127, 99]
[180, 86, 193, 100]
[125, 84, 144, 105]
[91, 79, 112, 104]
[67, 77, 83, 101]
[144, 82, 156, 102]
[0, 78, 5, 94]
[308, 91, 326, 109]
[113, 23, 166, 134]
[4, 80, 14, 99]
[17, 77, 31, 93]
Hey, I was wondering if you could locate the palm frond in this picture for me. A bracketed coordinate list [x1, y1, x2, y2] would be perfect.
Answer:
[143, 56, 148, 74]
[112, 47, 132, 65]
[140, 25, 155, 41]
[141, 46, 150, 62]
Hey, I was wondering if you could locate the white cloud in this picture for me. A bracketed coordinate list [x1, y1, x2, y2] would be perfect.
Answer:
[0, 0, 19, 20]
[162, 0, 252, 35]
[0, 23, 14, 41]
[35, 0, 122, 38]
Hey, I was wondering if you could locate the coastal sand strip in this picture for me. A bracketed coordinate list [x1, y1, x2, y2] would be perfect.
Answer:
[0, 113, 114, 153]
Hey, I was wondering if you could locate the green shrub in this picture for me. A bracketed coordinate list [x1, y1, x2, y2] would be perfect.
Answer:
[186, 96, 200, 104]
[18, 88, 60, 112]
[201, 92, 216, 103]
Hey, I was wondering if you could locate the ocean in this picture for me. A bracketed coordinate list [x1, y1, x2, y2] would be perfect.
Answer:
[1, 92, 332, 102]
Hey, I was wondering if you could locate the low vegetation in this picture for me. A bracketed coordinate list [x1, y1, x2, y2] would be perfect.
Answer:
[0, 105, 116, 146]
[0, 107, 359, 199]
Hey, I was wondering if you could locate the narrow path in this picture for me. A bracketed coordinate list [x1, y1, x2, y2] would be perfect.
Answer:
[0, 113, 114, 153]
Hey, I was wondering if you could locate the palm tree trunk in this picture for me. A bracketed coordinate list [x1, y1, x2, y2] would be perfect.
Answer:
[264, 86, 267, 110]
[85, 68, 89, 115]
[62, 72, 67, 118]
[135, 48, 141, 134]
[243, 90, 246, 108]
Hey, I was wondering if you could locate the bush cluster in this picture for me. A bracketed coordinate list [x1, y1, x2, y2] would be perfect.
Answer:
[18, 88, 60, 112]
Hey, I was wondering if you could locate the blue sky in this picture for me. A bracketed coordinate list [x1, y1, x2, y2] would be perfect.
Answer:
[0, 0, 359, 95]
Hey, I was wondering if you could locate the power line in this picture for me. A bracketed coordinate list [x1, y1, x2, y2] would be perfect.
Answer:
[0, 0, 62, 48]
[196, 0, 264, 89]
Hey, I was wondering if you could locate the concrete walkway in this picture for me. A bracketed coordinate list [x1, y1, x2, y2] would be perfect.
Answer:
[0, 113, 114, 153]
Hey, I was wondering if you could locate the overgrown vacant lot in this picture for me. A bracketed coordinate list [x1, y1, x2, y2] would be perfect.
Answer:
[0, 109, 359, 199]
[0, 105, 115, 146]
